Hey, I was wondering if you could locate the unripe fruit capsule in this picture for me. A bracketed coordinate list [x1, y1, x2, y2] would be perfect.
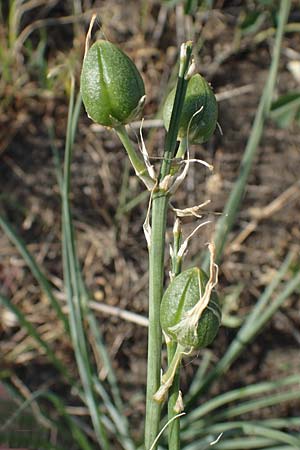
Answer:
[80, 40, 145, 127]
[160, 267, 221, 348]
[163, 73, 218, 144]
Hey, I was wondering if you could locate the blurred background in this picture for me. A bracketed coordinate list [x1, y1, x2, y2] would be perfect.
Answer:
[0, 0, 300, 448]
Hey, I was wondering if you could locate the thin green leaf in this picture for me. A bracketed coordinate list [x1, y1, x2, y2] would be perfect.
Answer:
[61, 78, 110, 449]
[93, 378, 135, 450]
[184, 437, 276, 450]
[0, 214, 69, 334]
[270, 92, 300, 128]
[184, 374, 300, 425]
[212, 390, 300, 423]
[0, 293, 69, 380]
[187, 250, 296, 405]
[202, 0, 292, 268]
[185, 421, 300, 448]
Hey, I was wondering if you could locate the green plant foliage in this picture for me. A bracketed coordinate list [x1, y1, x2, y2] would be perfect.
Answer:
[269, 91, 300, 128]
[239, 10, 267, 35]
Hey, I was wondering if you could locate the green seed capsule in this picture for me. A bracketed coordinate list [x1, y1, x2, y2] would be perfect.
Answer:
[160, 267, 221, 348]
[80, 40, 145, 127]
[163, 73, 218, 144]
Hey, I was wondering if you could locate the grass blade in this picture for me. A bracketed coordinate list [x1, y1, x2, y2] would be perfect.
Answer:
[61, 77, 110, 449]
[183, 437, 277, 450]
[184, 421, 300, 448]
[87, 309, 135, 450]
[202, 0, 292, 268]
[0, 384, 94, 450]
[184, 374, 300, 425]
[0, 214, 69, 334]
[0, 293, 70, 380]
[210, 390, 300, 424]
[187, 253, 299, 405]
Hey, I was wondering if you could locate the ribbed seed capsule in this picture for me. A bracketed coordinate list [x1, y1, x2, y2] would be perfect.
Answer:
[163, 73, 218, 144]
[160, 267, 221, 348]
[80, 40, 145, 127]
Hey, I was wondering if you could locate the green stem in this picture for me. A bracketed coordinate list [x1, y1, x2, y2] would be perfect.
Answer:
[144, 189, 168, 448]
[160, 46, 193, 180]
[175, 136, 188, 159]
[115, 125, 155, 190]
[167, 342, 181, 450]
[167, 219, 183, 450]
[153, 344, 185, 404]
[0, 214, 69, 334]
[144, 42, 193, 450]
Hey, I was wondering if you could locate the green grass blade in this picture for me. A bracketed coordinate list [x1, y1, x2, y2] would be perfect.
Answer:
[240, 251, 294, 327]
[202, 0, 292, 268]
[187, 252, 299, 405]
[0, 214, 69, 334]
[184, 391, 300, 443]
[208, 269, 300, 387]
[0, 385, 93, 450]
[61, 78, 110, 449]
[45, 391, 95, 450]
[211, 389, 300, 424]
[77, 211, 134, 444]
[183, 437, 277, 450]
[184, 421, 300, 448]
[212, 442, 292, 450]
[93, 378, 136, 450]
[250, 269, 300, 336]
[88, 312, 124, 411]
[0, 293, 70, 379]
[184, 374, 300, 425]
[77, 275, 125, 424]
[258, 417, 300, 428]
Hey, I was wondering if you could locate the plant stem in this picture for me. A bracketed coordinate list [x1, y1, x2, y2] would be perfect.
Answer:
[167, 342, 181, 450]
[144, 189, 169, 449]
[153, 343, 185, 403]
[159, 44, 193, 180]
[167, 219, 183, 450]
[144, 42, 193, 450]
[175, 137, 188, 159]
[115, 125, 155, 190]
